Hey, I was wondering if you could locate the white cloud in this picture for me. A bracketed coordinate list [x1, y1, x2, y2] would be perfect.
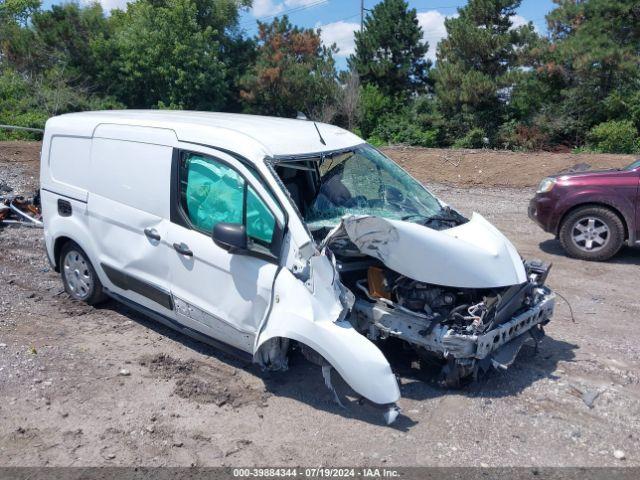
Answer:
[416, 10, 452, 62]
[319, 21, 359, 57]
[510, 14, 528, 28]
[415, 11, 536, 61]
[320, 10, 454, 61]
[510, 14, 539, 32]
[80, 0, 130, 11]
[271, 7, 535, 63]
[252, 0, 285, 17]
[284, 0, 327, 6]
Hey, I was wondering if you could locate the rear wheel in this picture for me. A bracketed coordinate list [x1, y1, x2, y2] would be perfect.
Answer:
[559, 206, 625, 261]
[60, 241, 107, 305]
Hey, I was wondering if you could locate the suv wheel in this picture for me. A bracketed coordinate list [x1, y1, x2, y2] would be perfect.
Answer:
[60, 241, 107, 305]
[559, 206, 625, 261]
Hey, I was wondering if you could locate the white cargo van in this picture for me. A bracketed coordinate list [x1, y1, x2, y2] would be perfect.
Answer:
[41, 111, 555, 423]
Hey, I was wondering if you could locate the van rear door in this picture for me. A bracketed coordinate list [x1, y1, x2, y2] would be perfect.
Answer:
[166, 145, 285, 353]
[88, 125, 177, 317]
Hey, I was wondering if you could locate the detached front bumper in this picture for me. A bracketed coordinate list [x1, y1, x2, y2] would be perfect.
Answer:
[354, 287, 555, 368]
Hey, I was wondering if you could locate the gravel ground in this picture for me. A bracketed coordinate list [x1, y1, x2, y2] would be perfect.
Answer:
[1, 143, 639, 467]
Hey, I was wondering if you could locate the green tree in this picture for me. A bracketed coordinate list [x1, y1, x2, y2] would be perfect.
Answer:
[433, 0, 538, 144]
[0, 0, 41, 71]
[239, 16, 339, 118]
[92, 0, 228, 109]
[348, 0, 429, 98]
[0, 65, 121, 139]
[30, 3, 110, 81]
[0, 0, 39, 24]
[535, 0, 640, 145]
[587, 120, 639, 154]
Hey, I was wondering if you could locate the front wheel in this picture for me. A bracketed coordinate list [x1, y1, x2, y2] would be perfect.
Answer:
[60, 241, 107, 305]
[559, 206, 625, 261]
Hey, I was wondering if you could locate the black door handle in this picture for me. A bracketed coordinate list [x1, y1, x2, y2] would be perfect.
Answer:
[173, 242, 193, 257]
[144, 227, 161, 241]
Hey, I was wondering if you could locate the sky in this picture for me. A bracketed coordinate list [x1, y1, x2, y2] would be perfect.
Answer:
[41, 0, 557, 69]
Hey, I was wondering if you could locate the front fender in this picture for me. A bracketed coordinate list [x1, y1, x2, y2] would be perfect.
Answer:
[553, 188, 635, 235]
[256, 268, 400, 406]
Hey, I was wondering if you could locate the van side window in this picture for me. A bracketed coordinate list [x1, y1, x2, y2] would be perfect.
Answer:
[178, 152, 278, 248]
[180, 153, 245, 233]
[246, 185, 275, 244]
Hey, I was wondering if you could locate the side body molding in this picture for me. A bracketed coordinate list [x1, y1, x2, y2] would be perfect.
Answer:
[255, 267, 400, 406]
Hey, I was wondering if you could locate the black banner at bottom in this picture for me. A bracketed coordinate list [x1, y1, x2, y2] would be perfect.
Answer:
[0, 467, 638, 480]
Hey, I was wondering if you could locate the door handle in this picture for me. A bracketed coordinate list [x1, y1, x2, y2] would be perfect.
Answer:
[144, 227, 161, 241]
[173, 242, 193, 257]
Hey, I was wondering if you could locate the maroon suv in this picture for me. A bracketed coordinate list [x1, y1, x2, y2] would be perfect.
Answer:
[529, 160, 640, 261]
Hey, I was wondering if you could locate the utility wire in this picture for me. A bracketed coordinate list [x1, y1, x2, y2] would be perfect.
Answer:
[242, 0, 330, 27]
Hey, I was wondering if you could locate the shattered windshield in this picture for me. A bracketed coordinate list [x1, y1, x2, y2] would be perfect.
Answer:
[301, 145, 443, 228]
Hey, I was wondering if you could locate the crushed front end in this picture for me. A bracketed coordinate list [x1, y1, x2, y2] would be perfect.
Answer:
[347, 260, 555, 386]
[321, 214, 556, 387]
[269, 144, 556, 389]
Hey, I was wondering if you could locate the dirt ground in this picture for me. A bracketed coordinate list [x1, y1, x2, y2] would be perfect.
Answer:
[381, 145, 636, 188]
[1, 141, 639, 467]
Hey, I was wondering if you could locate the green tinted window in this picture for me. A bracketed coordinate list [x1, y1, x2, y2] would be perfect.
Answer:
[180, 153, 245, 233]
[246, 185, 275, 244]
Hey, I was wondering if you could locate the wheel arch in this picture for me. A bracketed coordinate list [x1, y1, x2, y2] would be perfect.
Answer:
[255, 317, 400, 406]
[52, 235, 74, 272]
[557, 202, 629, 241]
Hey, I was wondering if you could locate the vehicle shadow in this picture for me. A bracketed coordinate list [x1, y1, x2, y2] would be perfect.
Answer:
[100, 300, 418, 430]
[389, 334, 578, 401]
[538, 238, 640, 265]
[100, 298, 576, 428]
[261, 352, 419, 431]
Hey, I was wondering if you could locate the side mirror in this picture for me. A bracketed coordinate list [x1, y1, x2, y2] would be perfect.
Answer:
[212, 223, 247, 253]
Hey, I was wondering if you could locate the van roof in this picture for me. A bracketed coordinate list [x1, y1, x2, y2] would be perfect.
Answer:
[45, 110, 364, 159]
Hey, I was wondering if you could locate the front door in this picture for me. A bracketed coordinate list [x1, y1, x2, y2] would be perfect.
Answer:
[166, 146, 285, 353]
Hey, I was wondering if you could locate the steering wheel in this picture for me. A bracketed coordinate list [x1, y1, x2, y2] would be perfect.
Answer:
[343, 195, 368, 208]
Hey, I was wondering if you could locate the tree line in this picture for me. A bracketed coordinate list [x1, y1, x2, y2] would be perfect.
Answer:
[1, 0, 639, 153]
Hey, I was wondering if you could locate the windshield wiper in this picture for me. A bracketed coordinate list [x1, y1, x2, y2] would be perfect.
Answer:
[401, 213, 428, 221]
[402, 207, 468, 229]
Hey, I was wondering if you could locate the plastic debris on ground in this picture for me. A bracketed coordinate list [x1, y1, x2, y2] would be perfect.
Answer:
[0, 191, 43, 228]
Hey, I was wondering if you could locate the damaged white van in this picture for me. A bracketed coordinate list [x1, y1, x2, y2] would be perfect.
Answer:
[41, 111, 555, 424]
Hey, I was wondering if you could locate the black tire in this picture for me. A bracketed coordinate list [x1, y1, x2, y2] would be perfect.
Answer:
[59, 241, 107, 305]
[437, 358, 475, 389]
[559, 206, 625, 261]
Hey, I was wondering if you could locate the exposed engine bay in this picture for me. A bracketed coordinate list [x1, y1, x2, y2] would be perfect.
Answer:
[334, 248, 554, 386]
[271, 145, 555, 387]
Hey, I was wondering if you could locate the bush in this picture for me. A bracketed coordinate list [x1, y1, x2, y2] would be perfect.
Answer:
[358, 84, 395, 139]
[587, 120, 640, 154]
[0, 66, 123, 140]
[498, 121, 551, 150]
[366, 135, 386, 148]
[369, 114, 438, 147]
[453, 128, 488, 149]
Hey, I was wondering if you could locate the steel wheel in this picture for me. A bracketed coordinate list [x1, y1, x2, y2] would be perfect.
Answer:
[63, 249, 94, 300]
[570, 216, 610, 252]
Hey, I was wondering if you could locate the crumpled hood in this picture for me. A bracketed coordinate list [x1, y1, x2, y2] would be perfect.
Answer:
[323, 214, 527, 288]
